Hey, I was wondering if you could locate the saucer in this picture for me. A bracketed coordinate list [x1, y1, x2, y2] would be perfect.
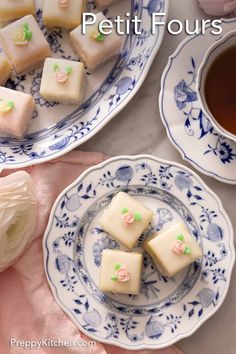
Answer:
[0, 0, 168, 168]
[43, 155, 234, 349]
[159, 19, 236, 184]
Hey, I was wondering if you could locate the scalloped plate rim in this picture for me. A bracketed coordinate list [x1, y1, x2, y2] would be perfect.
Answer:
[159, 18, 236, 185]
[43, 154, 235, 350]
[1, 0, 169, 170]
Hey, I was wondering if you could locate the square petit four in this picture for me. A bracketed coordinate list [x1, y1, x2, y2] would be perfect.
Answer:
[0, 48, 12, 85]
[43, 0, 86, 30]
[95, 0, 121, 9]
[99, 249, 143, 295]
[0, 87, 35, 138]
[99, 192, 153, 248]
[144, 223, 202, 277]
[70, 12, 123, 72]
[0, 0, 35, 23]
[40, 58, 85, 105]
[0, 15, 51, 74]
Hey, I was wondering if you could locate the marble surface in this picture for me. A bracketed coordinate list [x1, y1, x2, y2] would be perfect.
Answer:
[82, 1, 236, 353]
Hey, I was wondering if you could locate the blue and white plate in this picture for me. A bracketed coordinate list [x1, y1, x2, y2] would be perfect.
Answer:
[159, 19, 236, 184]
[43, 155, 234, 350]
[0, 0, 168, 169]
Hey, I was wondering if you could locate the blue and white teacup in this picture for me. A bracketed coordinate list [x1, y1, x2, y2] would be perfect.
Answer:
[197, 30, 236, 142]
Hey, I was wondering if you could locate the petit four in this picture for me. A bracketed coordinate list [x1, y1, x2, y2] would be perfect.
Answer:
[0, 0, 35, 23]
[0, 87, 35, 138]
[40, 58, 85, 105]
[0, 48, 12, 86]
[70, 12, 123, 72]
[0, 15, 51, 74]
[43, 0, 86, 30]
[144, 223, 202, 277]
[99, 249, 143, 295]
[99, 191, 153, 248]
[95, 0, 121, 9]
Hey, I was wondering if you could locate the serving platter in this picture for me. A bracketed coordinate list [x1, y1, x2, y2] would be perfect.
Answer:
[159, 19, 236, 185]
[43, 155, 234, 349]
[0, 0, 168, 168]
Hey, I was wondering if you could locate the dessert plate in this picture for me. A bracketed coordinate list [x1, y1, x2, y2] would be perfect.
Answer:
[159, 19, 236, 184]
[43, 155, 234, 350]
[0, 0, 168, 168]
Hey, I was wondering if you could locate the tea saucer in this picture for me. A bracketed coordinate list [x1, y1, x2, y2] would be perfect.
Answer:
[159, 19, 236, 184]
[43, 155, 234, 349]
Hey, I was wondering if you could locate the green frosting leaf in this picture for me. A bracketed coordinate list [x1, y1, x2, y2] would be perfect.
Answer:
[66, 66, 73, 75]
[111, 276, 118, 282]
[134, 212, 142, 221]
[53, 64, 59, 71]
[7, 101, 15, 109]
[23, 23, 32, 41]
[95, 33, 105, 42]
[184, 246, 192, 255]
[24, 30, 32, 41]
[176, 234, 184, 241]
[23, 23, 29, 31]
[114, 264, 122, 270]
[121, 207, 128, 214]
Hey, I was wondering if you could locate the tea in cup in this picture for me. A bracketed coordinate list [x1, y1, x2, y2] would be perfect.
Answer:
[197, 30, 236, 142]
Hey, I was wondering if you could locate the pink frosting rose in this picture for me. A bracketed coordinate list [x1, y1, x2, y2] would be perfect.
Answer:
[56, 70, 68, 83]
[172, 240, 185, 254]
[122, 212, 135, 226]
[117, 267, 130, 282]
[58, 0, 69, 8]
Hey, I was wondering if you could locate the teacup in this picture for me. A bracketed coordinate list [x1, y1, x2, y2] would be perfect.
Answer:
[197, 30, 236, 142]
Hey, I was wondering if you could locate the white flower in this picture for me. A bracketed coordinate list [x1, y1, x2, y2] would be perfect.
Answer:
[0, 171, 37, 272]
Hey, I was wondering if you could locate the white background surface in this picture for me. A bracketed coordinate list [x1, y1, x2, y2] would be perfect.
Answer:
[83, 1, 236, 353]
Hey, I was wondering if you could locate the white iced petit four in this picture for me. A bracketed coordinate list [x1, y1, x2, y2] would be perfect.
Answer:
[0, 87, 35, 138]
[99, 249, 143, 295]
[0, 0, 35, 23]
[144, 223, 202, 277]
[0, 48, 12, 85]
[99, 191, 153, 248]
[43, 0, 86, 30]
[70, 12, 123, 72]
[95, 0, 121, 9]
[0, 15, 51, 74]
[40, 58, 85, 105]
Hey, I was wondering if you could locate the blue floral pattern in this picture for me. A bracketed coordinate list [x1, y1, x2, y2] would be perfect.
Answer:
[160, 19, 236, 184]
[173, 58, 236, 165]
[0, 0, 167, 167]
[44, 156, 234, 349]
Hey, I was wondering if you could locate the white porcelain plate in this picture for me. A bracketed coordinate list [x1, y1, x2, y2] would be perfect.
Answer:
[0, 0, 168, 168]
[43, 155, 234, 350]
[159, 19, 236, 184]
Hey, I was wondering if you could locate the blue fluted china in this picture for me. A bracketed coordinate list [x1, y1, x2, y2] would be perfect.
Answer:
[0, 0, 168, 168]
[43, 155, 234, 349]
[159, 19, 236, 184]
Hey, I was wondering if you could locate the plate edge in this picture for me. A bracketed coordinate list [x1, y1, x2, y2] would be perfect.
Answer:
[42, 154, 235, 350]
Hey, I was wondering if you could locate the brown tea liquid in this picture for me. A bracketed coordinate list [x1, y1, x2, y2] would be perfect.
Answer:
[204, 45, 236, 135]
